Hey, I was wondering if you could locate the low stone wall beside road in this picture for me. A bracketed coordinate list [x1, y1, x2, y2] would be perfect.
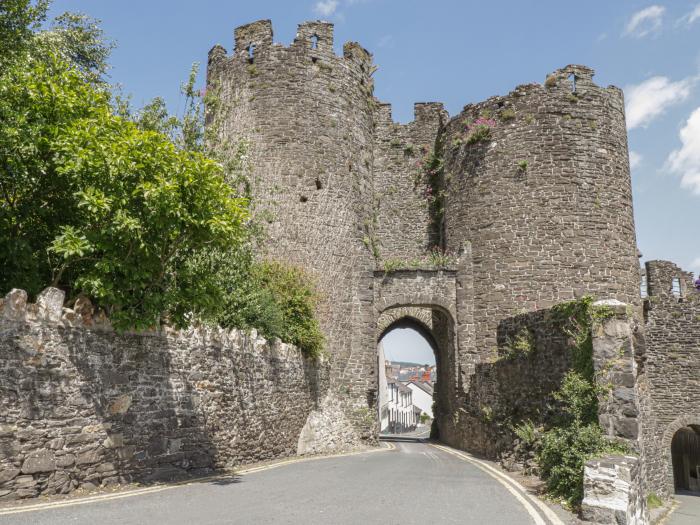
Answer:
[0, 287, 351, 501]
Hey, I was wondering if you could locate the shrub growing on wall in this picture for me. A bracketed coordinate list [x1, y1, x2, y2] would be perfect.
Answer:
[195, 248, 325, 358]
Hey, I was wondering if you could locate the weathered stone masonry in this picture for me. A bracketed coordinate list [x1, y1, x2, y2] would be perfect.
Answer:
[637, 261, 700, 498]
[0, 288, 353, 501]
[2, 19, 695, 520]
[207, 19, 641, 451]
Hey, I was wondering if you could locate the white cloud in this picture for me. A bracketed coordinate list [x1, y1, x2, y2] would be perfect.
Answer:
[629, 151, 642, 169]
[667, 107, 700, 195]
[678, 4, 700, 26]
[313, 0, 339, 17]
[624, 5, 665, 38]
[624, 76, 693, 129]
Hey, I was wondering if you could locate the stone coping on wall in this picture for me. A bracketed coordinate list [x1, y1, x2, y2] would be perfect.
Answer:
[0, 287, 314, 362]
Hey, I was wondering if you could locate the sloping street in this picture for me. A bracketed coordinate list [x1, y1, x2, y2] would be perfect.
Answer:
[0, 442, 563, 525]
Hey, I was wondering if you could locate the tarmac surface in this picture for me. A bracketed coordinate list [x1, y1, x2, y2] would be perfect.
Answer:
[0, 440, 565, 525]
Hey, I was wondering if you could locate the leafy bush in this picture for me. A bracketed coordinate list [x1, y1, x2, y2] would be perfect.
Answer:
[538, 421, 627, 507]
[513, 419, 539, 446]
[529, 297, 631, 508]
[465, 117, 496, 144]
[646, 493, 663, 509]
[500, 108, 516, 121]
[194, 249, 324, 358]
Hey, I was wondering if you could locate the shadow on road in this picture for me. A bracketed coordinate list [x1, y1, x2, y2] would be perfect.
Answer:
[206, 475, 242, 486]
[379, 435, 431, 444]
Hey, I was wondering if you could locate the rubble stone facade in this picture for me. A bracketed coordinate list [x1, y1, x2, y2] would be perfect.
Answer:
[637, 261, 700, 498]
[207, 20, 641, 448]
[0, 289, 348, 501]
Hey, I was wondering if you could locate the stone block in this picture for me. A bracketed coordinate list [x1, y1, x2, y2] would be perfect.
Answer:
[73, 295, 93, 325]
[76, 449, 102, 465]
[2, 289, 27, 321]
[108, 394, 132, 415]
[20, 449, 56, 474]
[103, 433, 124, 449]
[55, 454, 75, 468]
[0, 467, 20, 484]
[36, 287, 65, 323]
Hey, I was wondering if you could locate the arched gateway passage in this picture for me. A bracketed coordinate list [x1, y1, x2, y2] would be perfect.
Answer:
[375, 305, 457, 439]
[671, 425, 700, 493]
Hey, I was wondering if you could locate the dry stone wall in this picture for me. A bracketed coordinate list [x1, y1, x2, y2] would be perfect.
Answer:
[0, 288, 353, 501]
[439, 306, 574, 458]
[373, 102, 447, 260]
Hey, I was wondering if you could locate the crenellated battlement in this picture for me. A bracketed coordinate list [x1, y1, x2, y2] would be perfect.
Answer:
[208, 19, 373, 74]
[233, 19, 273, 57]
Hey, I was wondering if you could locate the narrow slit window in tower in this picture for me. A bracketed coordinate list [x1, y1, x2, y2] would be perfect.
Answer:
[247, 44, 256, 63]
[311, 34, 319, 49]
[640, 274, 648, 298]
[568, 73, 577, 93]
[671, 277, 682, 298]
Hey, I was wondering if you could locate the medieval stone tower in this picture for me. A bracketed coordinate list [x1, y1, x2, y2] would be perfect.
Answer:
[207, 20, 641, 452]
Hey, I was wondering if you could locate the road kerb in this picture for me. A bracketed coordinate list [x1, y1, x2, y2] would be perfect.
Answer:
[431, 443, 565, 525]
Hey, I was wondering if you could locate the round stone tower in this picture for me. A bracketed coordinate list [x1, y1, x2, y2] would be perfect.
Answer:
[207, 20, 378, 443]
[442, 65, 640, 356]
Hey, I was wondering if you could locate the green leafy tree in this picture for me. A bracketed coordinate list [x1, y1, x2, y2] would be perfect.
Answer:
[0, 0, 48, 68]
[1, 1, 112, 82]
[0, 53, 248, 329]
[35, 11, 114, 83]
[1, 1, 324, 356]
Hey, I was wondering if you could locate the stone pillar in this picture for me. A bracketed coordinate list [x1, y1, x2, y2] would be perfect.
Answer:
[586, 300, 649, 525]
[582, 455, 648, 525]
[591, 299, 639, 443]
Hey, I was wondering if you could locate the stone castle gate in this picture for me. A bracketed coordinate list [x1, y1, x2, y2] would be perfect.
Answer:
[207, 19, 641, 450]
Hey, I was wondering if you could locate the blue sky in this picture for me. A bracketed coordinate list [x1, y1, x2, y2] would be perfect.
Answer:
[47, 1, 700, 364]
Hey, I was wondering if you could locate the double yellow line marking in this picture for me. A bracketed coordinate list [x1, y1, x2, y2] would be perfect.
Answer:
[430, 443, 564, 525]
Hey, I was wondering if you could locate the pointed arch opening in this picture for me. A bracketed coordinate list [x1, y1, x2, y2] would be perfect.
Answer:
[375, 305, 457, 440]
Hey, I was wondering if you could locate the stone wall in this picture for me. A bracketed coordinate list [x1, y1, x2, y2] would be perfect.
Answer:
[637, 260, 700, 497]
[442, 65, 640, 360]
[207, 20, 378, 439]
[373, 102, 447, 260]
[0, 288, 354, 501]
[440, 306, 574, 458]
[582, 455, 647, 525]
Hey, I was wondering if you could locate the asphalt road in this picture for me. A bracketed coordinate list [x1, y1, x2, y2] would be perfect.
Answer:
[0, 441, 560, 525]
[669, 493, 700, 524]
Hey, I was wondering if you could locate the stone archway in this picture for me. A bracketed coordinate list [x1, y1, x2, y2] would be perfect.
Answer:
[376, 304, 457, 439]
[663, 415, 700, 493]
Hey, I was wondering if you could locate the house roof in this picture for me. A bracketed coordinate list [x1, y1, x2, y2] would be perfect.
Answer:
[405, 381, 434, 396]
[397, 383, 412, 394]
